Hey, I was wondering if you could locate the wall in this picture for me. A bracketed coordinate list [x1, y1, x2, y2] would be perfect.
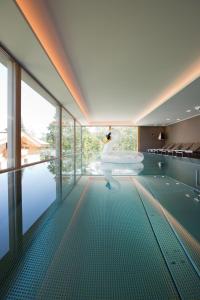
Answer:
[138, 126, 165, 152]
[165, 115, 200, 143]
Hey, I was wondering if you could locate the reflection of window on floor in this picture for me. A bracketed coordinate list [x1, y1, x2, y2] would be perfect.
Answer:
[0, 173, 9, 259]
[22, 163, 57, 234]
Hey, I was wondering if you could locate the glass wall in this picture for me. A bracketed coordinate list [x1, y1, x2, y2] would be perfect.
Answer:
[75, 121, 82, 178]
[0, 47, 81, 179]
[0, 55, 8, 170]
[62, 109, 74, 157]
[113, 127, 138, 151]
[82, 127, 106, 172]
[61, 109, 75, 197]
[82, 126, 138, 173]
[21, 71, 59, 165]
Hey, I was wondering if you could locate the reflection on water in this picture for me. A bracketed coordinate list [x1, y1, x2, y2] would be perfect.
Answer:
[62, 156, 75, 198]
[22, 164, 57, 234]
[0, 173, 9, 259]
[0, 158, 77, 277]
[102, 162, 144, 190]
[84, 160, 144, 176]
[0, 154, 200, 293]
[83, 152, 200, 190]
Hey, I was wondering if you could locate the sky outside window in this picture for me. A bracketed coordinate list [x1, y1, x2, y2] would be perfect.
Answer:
[21, 81, 56, 139]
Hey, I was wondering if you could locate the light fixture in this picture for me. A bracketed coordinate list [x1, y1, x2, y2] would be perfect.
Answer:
[176, 118, 181, 121]
[166, 118, 170, 121]
[194, 106, 200, 111]
[186, 109, 191, 113]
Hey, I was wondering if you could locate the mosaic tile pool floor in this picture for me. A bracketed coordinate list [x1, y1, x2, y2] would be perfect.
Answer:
[0, 156, 200, 299]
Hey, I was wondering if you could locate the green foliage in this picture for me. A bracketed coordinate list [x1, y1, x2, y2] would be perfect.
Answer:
[45, 122, 138, 175]
[115, 127, 138, 151]
[82, 127, 138, 169]
[62, 126, 74, 155]
[46, 122, 57, 145]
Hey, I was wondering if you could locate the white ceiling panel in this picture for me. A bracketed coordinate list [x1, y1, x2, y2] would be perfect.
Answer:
[46, 0, 200, 123]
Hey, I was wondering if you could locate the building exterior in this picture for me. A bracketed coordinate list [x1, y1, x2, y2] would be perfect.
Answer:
[0, 130, 49, 169]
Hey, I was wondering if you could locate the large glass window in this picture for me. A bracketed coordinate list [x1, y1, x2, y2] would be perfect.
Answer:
[21, 71, 59, 165]
[82, 127, 106, 170]
[75, 121, 82, 177]
[61, 109, 75, 195]
[82, 126, 138, 172]
[62, 109, 74, 157]
[113, 127, 138, 151]
[0, 57, 8, 170]
[75, 122, 81, 153]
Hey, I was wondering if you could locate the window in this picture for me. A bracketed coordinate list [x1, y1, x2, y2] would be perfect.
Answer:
[75, 121, 82, 177]
[62, 109, 74, 157]
[82, 126, 138, 171]
[21, 71, 59, 165]
[0, 56, 8, 170]
[75, 122, 81, 153]
[82, 127, 106, 169]
[113, 127, 138, 151]
[61, 109, 75, 194]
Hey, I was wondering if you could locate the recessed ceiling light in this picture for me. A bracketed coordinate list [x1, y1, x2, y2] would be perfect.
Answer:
[176, 118, 181, 121]
[166, 118, 170, 121]
[186, 109, 191, 113]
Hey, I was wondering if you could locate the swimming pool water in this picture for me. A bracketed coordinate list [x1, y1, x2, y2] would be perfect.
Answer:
[0, 154, 200, 299]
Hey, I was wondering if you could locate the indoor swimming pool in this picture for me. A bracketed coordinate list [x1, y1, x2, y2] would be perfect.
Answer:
[0, 154, 200, 299]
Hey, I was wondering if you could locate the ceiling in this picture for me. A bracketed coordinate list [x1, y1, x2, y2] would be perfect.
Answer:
[0, 0, 86, 123]
[1, 0, 200, 125]
[139, 76, 200, 126]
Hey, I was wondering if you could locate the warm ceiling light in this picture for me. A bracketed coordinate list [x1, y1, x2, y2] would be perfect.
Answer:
[186, 109, 191, 113]
[89, 120, 133, 126]
[135, 57, 200, 123]
[176, 118, 181, 121]
[166, 118, 170, 121]
[15, 0, 89, 122]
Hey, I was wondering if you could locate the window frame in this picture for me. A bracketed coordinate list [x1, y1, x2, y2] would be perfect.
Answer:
[0, 45, 79, 174]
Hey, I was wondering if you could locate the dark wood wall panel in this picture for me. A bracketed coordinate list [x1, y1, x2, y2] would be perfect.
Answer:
[138, 126, 165, 152]
[165, 115, 200, 143]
